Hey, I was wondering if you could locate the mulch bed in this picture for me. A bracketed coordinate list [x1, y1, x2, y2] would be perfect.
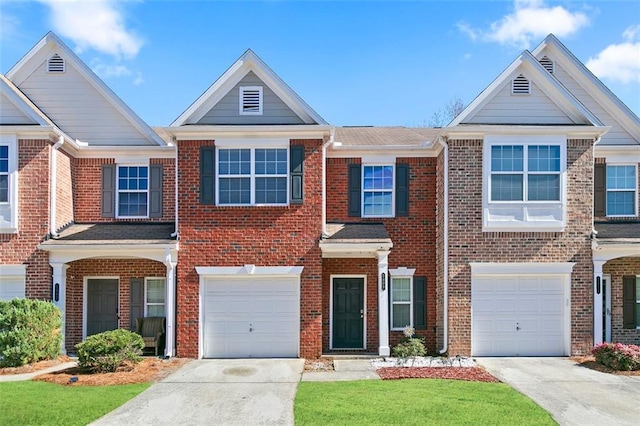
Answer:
[378, 367, 500, 382]
[571, 356, 640, 376]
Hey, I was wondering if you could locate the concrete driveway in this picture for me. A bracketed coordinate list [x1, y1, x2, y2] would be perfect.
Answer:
[477, 357, 640, 426]
[91, 358, 304, 426]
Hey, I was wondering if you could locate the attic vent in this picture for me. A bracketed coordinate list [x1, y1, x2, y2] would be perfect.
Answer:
[239, 86, 263, 115]
[47, 54, 65, 73]
[539, 56, 554, 73]
[512, 74, 530, 94]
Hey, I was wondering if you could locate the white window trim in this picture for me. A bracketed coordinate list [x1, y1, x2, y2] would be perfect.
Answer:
[116, 164, 150, 219]
[215, 146, 289, 206]
[239, 86, 263, 116]
[389, 268, 416, 331]
[483, 135, 567, 232]
[605, 163, 638, 218]
[144, 277, 166, 317]
[0, 135, 18, 233]
[361, 163, 395, 218]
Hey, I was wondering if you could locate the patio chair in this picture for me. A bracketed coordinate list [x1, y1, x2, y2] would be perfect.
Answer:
[135, 316, 165, 356]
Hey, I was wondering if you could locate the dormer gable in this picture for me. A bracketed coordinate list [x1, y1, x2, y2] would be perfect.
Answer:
[172, 49, 326, 126]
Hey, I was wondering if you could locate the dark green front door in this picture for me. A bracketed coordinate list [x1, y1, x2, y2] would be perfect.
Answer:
[332, 278, 364, 349]
[86, 279, 119, 336]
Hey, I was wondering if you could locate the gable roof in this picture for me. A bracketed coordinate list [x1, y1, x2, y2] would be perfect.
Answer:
[532, 34, 640, 145]
[450, 49, 602, 128]
[172, 49, 327, 126]
[6, 32, 167, 146]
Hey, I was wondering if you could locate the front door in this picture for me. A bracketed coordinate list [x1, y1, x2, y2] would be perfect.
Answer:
[332, 278, 364, 349]
[86, 279, 119, 337]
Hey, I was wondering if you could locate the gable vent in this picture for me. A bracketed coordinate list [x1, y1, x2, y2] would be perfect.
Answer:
[539, 56, 554, 73]
[239, 86, 263, 115]
[47, 54, 65, 73]
[512, 74, 530, 94]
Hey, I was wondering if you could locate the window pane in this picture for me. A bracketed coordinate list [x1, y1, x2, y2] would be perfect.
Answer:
[491, 146, 523, 172]
[528, 145, 560, 172]
[363, 166, 393, 190]
[607, 191, 635, 216]
[147, 305, 165, 317]
[147, 279, 165, 304]
[0, 175, 7, 202]
[219, 177, 251, 204]
[606, 165, 636, 190]
[219, 149, 250, 176]
[528, 174, 560, 201]
[255, 149, 287, 175]
[255, 177, 287, 204]
[363, 192, 392, 216]
[392, 279, 411, 302]
[392, 304, 410, 329]
[491, 174, 523, 201]
[118, 192, 148, 216]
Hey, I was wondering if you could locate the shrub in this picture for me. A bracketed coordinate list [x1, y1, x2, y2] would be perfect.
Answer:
[392, 326, 427, 360]
[0, 299, 62, 367]
[76, 329, 144, 373]
[591, 342, 640, 371]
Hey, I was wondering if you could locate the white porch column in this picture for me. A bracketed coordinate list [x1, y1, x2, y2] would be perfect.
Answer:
[50, 262, 68, 354]
[164, 250, 177, 357]
[377, 250, 391, 356]
[593, 260, 605, 345]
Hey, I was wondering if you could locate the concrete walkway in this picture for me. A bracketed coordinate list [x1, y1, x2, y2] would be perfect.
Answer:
[91, 359, 304, 426]
[477, 357, 640, 426]
[302, 359, 379, 381]
[0, 361, 77, 382]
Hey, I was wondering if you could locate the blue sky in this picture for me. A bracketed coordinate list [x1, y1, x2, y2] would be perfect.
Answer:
[1, 0, 639, 127]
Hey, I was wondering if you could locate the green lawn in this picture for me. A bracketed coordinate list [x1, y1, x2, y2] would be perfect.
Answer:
[0, 381, 150, 426]
[295, 379, 556, 425]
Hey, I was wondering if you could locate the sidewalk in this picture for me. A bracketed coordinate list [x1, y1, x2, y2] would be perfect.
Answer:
[301, 359, 379, 381]
[0, 361, 77, 382]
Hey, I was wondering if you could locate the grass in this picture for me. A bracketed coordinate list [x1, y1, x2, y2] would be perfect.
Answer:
[295, 379, 557, 425]
[0, 381, 150, 426]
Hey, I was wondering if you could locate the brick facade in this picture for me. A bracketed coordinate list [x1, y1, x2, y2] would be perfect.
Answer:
[176, 139, 324, 358]
[445, 138, 595, 356]
[603, 257, 640, 345]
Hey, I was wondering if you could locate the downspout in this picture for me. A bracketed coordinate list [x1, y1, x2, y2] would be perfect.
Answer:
[170, 140, 178, 238]
[438, 136, 449, 354]
[49, 135, 64, 238]
[322, 128, 336, 237]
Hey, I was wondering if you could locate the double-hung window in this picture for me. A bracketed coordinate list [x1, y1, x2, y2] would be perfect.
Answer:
[390, 276, 412, 330]
[606, 165, 637, 216]
[0, 135, 18, 232]
[217, 147, 288, 205]
[362, 165, 394, 217]
[117, 166, 149, 217]
[145, 278, 165, 317]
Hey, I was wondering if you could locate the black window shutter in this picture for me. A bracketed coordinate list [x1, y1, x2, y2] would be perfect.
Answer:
[149, 164, 163, 218]
[348, 164, 362, 217]
[130, 277, 144, 330]
[200, 146, 215, 205]
[623, 275, 637, 329]
[396, 164, 409, 217]
[594, 163, 606, 216]
[413, 276, 427, 330]
[101, 164, 115, 217]
[290, 145, 304, 204]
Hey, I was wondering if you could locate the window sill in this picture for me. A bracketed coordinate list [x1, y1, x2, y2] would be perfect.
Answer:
[0, 226, 18, 234]
[483, 203, 565, 233]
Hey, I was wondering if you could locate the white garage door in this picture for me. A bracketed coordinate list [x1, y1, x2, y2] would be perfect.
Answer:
[202, 277, 299, 358]
[472, 275, 567, 356]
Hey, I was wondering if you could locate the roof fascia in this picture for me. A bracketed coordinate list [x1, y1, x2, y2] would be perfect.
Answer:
[73, 145, 175, 159]
[171, 49, 327, 126]
[441, 124, 610, 139]
[533, 35, 640, 144]
[328, 144, 442, 158]
[165, 124, 333, 141]
[6, 32, 167, 147]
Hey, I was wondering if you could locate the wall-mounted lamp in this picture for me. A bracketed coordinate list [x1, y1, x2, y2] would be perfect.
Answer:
[381, 273, 386, 291]
[596, 276, 601, 295]
[54, 283, 60, 302]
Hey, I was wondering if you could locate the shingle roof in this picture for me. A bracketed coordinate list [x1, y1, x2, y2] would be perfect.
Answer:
[42, 223, 176, 245]
[334, 127, 440, 147]
[594, 221, 640, 241]
[323, 222, 391, 243]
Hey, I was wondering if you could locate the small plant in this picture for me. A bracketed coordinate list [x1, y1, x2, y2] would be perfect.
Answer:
[0, 299, 62, 367]
[76, 329, 144, 373]
[392, 326, 426, 365]
[591, 342, 640, 371]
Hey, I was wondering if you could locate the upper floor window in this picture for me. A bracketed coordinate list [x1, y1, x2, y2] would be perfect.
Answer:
[490, 145, 561, 202]
[363, 165, 394, 217]
[0, 135, 18, 233]
[239, 86, 263, 115]
[217, 147, 288, 205]
[117, 166, 148, 217]
[606, 165, 637, 217]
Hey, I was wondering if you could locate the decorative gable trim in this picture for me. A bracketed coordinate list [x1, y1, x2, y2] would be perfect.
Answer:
[171, 49, 327, 126]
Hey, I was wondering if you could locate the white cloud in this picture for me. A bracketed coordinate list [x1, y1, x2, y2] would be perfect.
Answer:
[459, 0, 590, 49]
[38, 0, 143, 59]
[586, 26, 640, 84]
[92, 62, 132, 78]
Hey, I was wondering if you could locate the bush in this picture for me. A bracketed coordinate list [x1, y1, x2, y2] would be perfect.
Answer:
[591, 342, 640, 371]
[76, 329, 144, 373]
[0, 299, 62, 367]
[392, 326, 427, 359]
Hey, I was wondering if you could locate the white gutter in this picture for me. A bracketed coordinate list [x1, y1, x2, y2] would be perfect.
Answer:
[49, 135, 64, 238]
[170, 140, 178, 238]
[322, 128, 336, 237]
[438, 136, 449, 354]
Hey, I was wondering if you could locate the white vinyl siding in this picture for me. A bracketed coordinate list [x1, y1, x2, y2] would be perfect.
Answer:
[145, 278, 166, 317]
[0, 93, 39, 125]
[362, 165, 394, 217]
[391, 277, 413, 330]
[0, 135, 18, 233]
[606, 165, 637, 217]
[117, 166, 149, 218]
